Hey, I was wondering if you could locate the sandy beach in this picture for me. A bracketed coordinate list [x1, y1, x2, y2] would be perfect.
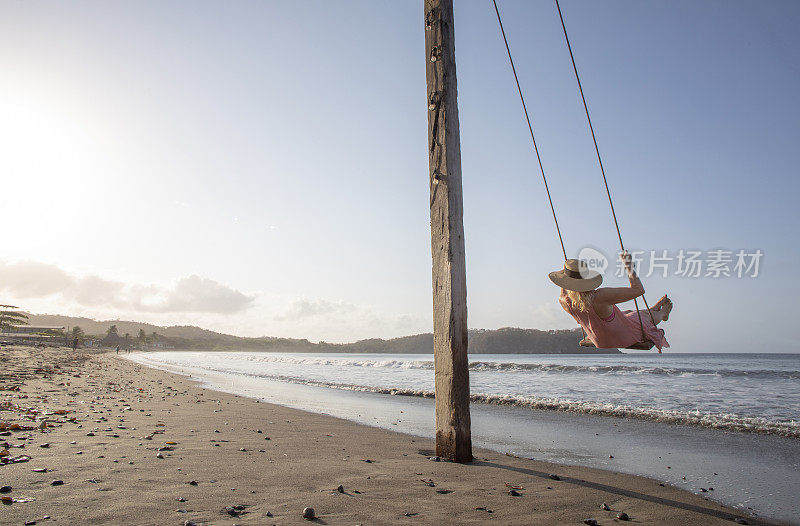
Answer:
[0, 346, 777, 525]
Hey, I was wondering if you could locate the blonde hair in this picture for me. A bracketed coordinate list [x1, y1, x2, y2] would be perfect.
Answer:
[567, 289, 595, 312]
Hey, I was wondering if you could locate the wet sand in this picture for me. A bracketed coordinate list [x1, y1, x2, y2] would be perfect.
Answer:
[0, 346, 778, 525]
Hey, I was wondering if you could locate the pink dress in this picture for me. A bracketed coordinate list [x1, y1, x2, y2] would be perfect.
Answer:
[560, 291, 669, 351]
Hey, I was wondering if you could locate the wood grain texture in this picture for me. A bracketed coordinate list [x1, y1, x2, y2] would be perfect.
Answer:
[424, 0, 472, 463]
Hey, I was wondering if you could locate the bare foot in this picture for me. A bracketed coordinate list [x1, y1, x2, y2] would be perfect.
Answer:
[661, 298, 673, 321]
[652, 294, 668, 311]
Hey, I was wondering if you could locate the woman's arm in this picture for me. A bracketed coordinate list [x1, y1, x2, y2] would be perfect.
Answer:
[594, 252, 645, 306]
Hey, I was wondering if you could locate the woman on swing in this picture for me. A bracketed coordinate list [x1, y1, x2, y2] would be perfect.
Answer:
[550, 251, 671, 351]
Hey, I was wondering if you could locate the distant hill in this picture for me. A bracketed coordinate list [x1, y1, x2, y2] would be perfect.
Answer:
[25, 313, 619, 354]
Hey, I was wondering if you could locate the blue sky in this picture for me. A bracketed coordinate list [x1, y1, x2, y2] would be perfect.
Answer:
[0, 1, 798, 352]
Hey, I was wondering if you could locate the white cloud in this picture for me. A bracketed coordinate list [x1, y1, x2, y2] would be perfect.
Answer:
[275, 298, 357, 321]
[0, 259, 253, 315]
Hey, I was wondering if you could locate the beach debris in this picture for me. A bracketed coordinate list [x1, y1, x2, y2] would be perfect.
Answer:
[507, 489, 521, 496]
[24, 520, 37, 525]
[436, 489, 453, 494]
[583, 520, 599, 526]
[184, 521, 198, 526]
[32, 468, 47, 473]
[336, 484, 344, 493]
[156, 453, 164, 459]
[2, 454, 31, 465]
[177, 497, 186, 502]
[224, 504, 246, 516]
[188, 480, 199, 486]
[616, 511, 630, 521]
[700, 487, 708, 492]
[549, 474, 561, 481]
[420, 479, 435, 487]
[175, 509, 188, 513]
[428, 456, 440, 462]
[0, 485, 10, 493]
[600, 503, 611, 511]
[50, 480, 64, 486]
[302, 507, 315, 520]
[1, 495, 11, 505]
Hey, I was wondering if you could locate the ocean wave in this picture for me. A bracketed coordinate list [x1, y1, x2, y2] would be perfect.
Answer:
[182, 365, 800, 439]
[128, 354, 800, 439]
[218, 353, 800, 380]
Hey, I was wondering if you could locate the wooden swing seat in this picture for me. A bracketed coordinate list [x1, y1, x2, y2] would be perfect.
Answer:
[579, 338, 655, 351]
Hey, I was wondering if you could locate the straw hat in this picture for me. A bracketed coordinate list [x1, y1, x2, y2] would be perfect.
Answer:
[549, 259, 603, 292]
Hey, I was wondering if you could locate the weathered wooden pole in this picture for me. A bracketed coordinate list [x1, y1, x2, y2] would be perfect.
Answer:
[424, 0, 472, 463]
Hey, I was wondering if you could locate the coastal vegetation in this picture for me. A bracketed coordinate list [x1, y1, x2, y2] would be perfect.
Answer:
[23, 313, 618, 353]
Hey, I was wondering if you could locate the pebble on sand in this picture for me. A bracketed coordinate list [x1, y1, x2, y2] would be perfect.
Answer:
[508, 489, 521, 496]
[0, 486, 11, 493]
[337, 484, 344, 493]
[302, 507, 315, 520]
[549, 474, 561, 481]
[583, 520, 598, 526]
[616, 511, 630, 521]
[600, 503, 611, 511]
[50, 480, 64, 486]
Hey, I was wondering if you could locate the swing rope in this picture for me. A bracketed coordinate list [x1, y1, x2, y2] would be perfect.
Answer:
[553, 0, 657, 335]
[492, 0, 658, 343]
[491, 0, 567, 261]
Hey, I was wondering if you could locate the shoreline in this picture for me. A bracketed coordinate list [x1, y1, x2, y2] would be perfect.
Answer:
[1, 346, 780, 525]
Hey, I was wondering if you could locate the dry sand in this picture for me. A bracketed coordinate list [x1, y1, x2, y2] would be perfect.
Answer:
[0, 346, 778, 525]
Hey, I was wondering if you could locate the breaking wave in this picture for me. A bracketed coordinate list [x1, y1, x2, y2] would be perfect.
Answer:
[173, 363, 800, 439]
[233, 353, 800, 380]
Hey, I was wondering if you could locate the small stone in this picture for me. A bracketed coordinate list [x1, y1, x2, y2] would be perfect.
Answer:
[429, 456, 440, 462]
[188, 480, 198, 486]
[583, 520, 598, 526]
[50, 480, 64, 486]
[700, 487, 708, 492]
[0, 486, 10, 493]
[39, 443, 50, 448]
[177, 497, 186, 502]
[239, 448, 246, 452]
[225, 506, 239, 516]
[616, 512, 630, 521]
[266, 511, 273, 517]
[302, 507, 315, 520]
[508, 489, 521, 496]
[337, 484, 344, 493]
[609, 455, 614, 459]
[184, 521, 198, 526]
[25, 521, 37, 526]
[600, 503, 611, 511]
[549, 474, 561, 481]
[176, 509, 188, 513]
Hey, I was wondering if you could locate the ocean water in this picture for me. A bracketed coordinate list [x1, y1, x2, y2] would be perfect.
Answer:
[131, 351, 800, 438]
[128, 351, 800, 524]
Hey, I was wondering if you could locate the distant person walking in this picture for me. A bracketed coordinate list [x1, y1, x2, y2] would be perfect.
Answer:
[116, 346, 120, 355]
[72, 337, 78, 351]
